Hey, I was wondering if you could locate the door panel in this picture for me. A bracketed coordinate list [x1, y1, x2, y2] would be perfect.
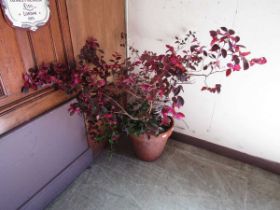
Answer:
[0, 0, 126, 135]
[0, 0, 74, 134]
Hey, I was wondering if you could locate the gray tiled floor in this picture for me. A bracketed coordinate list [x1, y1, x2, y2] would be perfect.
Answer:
[46, 139, 280, 210]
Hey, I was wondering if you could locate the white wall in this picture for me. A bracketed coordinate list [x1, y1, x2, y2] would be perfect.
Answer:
[127, 0, 280, 162]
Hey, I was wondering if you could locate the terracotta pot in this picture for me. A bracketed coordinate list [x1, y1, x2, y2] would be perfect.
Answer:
[129, 118, 174, 161]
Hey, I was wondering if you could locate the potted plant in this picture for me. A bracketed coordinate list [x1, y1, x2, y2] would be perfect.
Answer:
[22, 27, 266, 161]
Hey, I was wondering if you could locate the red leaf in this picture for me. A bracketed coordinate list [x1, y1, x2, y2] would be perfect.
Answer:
[103, 114, 113, 119]
[161, 116, 170, 126]
[211, 37, 218, 46]
[240, 51, 251, 57]
[250, 57, 267, 66]
[140, 83, 153, 92]
[210, 30, 217, 37]
[166, 45, 175, 54]
[68, 104, 80, 115]
[226, 69, 232, 77]
[233, 64, 241, 71]
[97, 79, 106, 87]
[174, 112, 185, 119]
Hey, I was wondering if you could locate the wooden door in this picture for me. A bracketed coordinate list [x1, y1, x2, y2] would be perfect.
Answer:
[0, 0, 126, 134]
[66, 0, 126, 59]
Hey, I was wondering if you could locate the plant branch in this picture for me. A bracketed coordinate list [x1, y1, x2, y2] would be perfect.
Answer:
[188, 68, 227, 78]
[123, 89, 142, 99]
[148, 101, 153, 114]
[104, 94, 140, 121]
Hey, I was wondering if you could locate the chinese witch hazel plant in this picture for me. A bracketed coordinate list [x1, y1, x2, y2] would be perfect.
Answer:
[22, 27, 266, 159]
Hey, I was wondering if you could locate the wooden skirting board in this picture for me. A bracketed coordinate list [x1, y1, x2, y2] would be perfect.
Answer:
[172, 132, 280, 175]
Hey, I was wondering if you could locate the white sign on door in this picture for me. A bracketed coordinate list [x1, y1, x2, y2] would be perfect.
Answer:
[1, 0, 50, 31]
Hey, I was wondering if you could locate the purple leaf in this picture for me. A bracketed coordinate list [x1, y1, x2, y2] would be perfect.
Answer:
[235, 36, 240, 42]
[221, 27, 228, 32]
[221, 49, 227, 58]
[211, 44, 220, 51]
[229, 29, 235, 35]
[243, 59, 249, 70]
[215, 84, 221, 93]
[190, 45, 199, 52]
[177, 96, 184, 106]
[232, 55, 240, 64]
[210, 30, 217, 37]
[173, 85, 183, 96]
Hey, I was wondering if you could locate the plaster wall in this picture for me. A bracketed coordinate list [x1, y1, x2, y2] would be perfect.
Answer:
[127, 0, 280, 162]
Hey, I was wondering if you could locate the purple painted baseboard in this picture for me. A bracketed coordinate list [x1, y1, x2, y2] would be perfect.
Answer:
[20, 149, 93, 210]
[172, 132, 280, 175]
[0, 100, 93, 210]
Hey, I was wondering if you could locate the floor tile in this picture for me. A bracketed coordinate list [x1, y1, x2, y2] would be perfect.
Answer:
[46, 140, 280, 210]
